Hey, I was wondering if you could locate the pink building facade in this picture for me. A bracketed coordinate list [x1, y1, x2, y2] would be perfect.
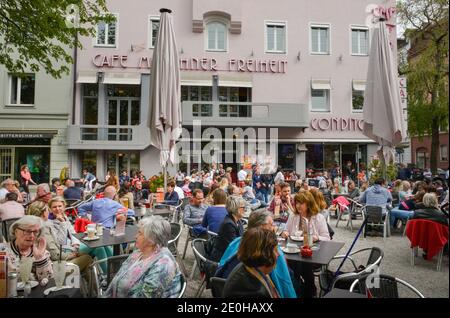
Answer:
[68, 0, 401, 180]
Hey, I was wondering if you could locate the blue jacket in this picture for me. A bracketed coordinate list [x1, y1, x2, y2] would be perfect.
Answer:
[219, 237, 297, 298]
[360, 184, 392, 207]
[78, 198, 135, 228]
[202, 206, 227, 234]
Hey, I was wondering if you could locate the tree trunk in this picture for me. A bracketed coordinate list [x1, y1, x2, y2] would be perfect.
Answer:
[430, 116, 440, 175]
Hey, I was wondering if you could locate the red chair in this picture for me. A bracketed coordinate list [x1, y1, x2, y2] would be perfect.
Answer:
[405, 219, 449, 271]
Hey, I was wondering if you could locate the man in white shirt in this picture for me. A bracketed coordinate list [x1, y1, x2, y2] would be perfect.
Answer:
[174, 184, 185, 200]
[237, 165, 247, 188]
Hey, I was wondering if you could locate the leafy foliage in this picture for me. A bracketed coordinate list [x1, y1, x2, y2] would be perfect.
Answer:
[0, 0, 113, 78]
[397, 0, 449, 173]
[148, 174, 165, 193]
[367, 158, 398, 183]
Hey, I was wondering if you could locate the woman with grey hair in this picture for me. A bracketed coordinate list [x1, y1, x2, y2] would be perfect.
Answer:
[209, 195, 246, 262]
[412, 193, 448, 226]
[104, 216, 182, 298]
[5, 215, 53, 284]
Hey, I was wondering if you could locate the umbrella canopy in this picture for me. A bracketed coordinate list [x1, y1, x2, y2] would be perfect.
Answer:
[149, 8, 182, 168]
[363, 20, 405, 163]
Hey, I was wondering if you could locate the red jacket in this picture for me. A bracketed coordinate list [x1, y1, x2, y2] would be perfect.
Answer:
[406, 219, 449, 260]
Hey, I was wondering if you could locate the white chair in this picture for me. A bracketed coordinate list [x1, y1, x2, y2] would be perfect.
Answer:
[64, 262, 81, 288]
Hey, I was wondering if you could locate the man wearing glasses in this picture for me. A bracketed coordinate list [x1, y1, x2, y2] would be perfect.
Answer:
[183, 189, 208, 237]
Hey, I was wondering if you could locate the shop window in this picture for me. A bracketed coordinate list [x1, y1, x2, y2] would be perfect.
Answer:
[182, 86, 213, 117]
[82, 84, 98, 125]
[219, 87, 252, 117]
[278, 144, 295, 170]
[266, 22, 286, 53]
[306, 144, 324, 173]
[81, 150, 97, 175]
[9, 74, 35, 105]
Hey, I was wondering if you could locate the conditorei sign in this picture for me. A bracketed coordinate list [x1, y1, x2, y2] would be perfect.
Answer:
[92, 55, 287, 73]
[310, 118, 364, 131]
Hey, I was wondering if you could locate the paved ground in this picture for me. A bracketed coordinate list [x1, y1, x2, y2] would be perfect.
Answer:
[177, 217, 448, 298]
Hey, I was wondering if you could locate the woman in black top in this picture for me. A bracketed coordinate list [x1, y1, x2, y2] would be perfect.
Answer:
[209, 195, 245, 262]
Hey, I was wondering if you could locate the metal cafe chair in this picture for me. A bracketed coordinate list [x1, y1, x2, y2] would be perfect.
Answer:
[88, 254, 129, 298]
[191, 238, 219, 297]
[350, 274, 425, 298]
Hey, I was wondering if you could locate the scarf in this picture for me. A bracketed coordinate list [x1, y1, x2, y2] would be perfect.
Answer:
[245, 266, 280, 298]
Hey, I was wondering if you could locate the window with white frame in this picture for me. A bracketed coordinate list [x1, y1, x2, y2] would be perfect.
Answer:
[311, 80, 331, 111]
[206, 22, 227, 51]
[95, 15, 117, 47]
[352, 80, 366, 111]
[440, 145, 448, 161]
[149, 17, 160, 48]
[311, 25, 330, 54]
[9, 74, 35, 105]
[265, 22, 286, 53]
[351, 27, 369, 55]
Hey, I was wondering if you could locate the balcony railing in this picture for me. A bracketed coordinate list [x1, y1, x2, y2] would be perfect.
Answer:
[67, 125, 151, 150]
[182, 101, 309, 127]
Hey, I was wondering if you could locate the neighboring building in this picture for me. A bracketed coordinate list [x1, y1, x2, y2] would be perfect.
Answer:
[399, 22, 449, 171]
[69, 0, 401, 180]
[0, 66, 71, 183]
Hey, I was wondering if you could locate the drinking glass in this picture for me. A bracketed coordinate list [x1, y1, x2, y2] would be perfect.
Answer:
[53, 261, 67, 289]
[19, 257, 33, 284]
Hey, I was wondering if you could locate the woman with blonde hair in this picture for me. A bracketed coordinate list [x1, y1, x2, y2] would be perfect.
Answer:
[219, 177, 229, 193]
[281, 190, 330, 242]
[48, 197, 112, 272]
[105, 168, 120, 191]
[309, 188, 330, 223]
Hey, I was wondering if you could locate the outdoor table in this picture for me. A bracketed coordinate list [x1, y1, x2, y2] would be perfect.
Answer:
[75, 224, 138, 256]
[279, 239, 345, 298]
[323, 288, 366, 298]
[17, 278, 82, 298]
[145, 207, 174, 220]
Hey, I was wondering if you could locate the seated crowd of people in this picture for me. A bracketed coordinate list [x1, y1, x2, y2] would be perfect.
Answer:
[0, 163, 448, 299]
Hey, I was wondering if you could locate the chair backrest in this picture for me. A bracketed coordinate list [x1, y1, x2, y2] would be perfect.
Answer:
[1, 218, 21, 242]
[178, 274, 187, 298]
[366, 247, 384, 268]
[65, 262, 81, 288]
[210, 277, 227, 297]
[365, 274, 425, 298]
[365, 206, 383, 223]
[168, 222, 182, 256]
[89, 254, 129, 297]
[406, 218, 449, 258]
[191, 238, 218, 279]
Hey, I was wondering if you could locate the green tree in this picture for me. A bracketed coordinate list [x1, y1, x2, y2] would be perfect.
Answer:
[0, 0, 113, 78]
[397, 0, 449, 174]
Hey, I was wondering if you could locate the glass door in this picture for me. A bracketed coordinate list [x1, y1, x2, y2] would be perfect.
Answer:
[107, 99, 140, 141]
[106, 152, 140, 176]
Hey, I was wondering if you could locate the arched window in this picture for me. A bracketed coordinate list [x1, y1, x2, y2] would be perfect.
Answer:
[416, 147, 427, 170]
[206, 21, 227, 51]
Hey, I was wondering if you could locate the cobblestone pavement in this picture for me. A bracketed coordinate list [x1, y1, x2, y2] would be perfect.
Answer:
[177, 217, 448, 298]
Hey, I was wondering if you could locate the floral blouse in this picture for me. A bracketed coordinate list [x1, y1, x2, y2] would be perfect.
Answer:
[104, 248, 182, 298]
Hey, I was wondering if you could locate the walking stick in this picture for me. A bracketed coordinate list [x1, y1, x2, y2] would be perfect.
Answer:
[327, 216, 368, 293]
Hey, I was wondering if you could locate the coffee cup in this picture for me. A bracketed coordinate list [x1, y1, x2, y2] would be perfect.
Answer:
[87, 224, 96, 238]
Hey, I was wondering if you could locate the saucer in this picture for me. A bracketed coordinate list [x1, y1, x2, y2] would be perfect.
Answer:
[290, 236, 304, 242]
[17, 280, 39, 290]
[83, 235, 100, 241]
[280, 246, 300, 254]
